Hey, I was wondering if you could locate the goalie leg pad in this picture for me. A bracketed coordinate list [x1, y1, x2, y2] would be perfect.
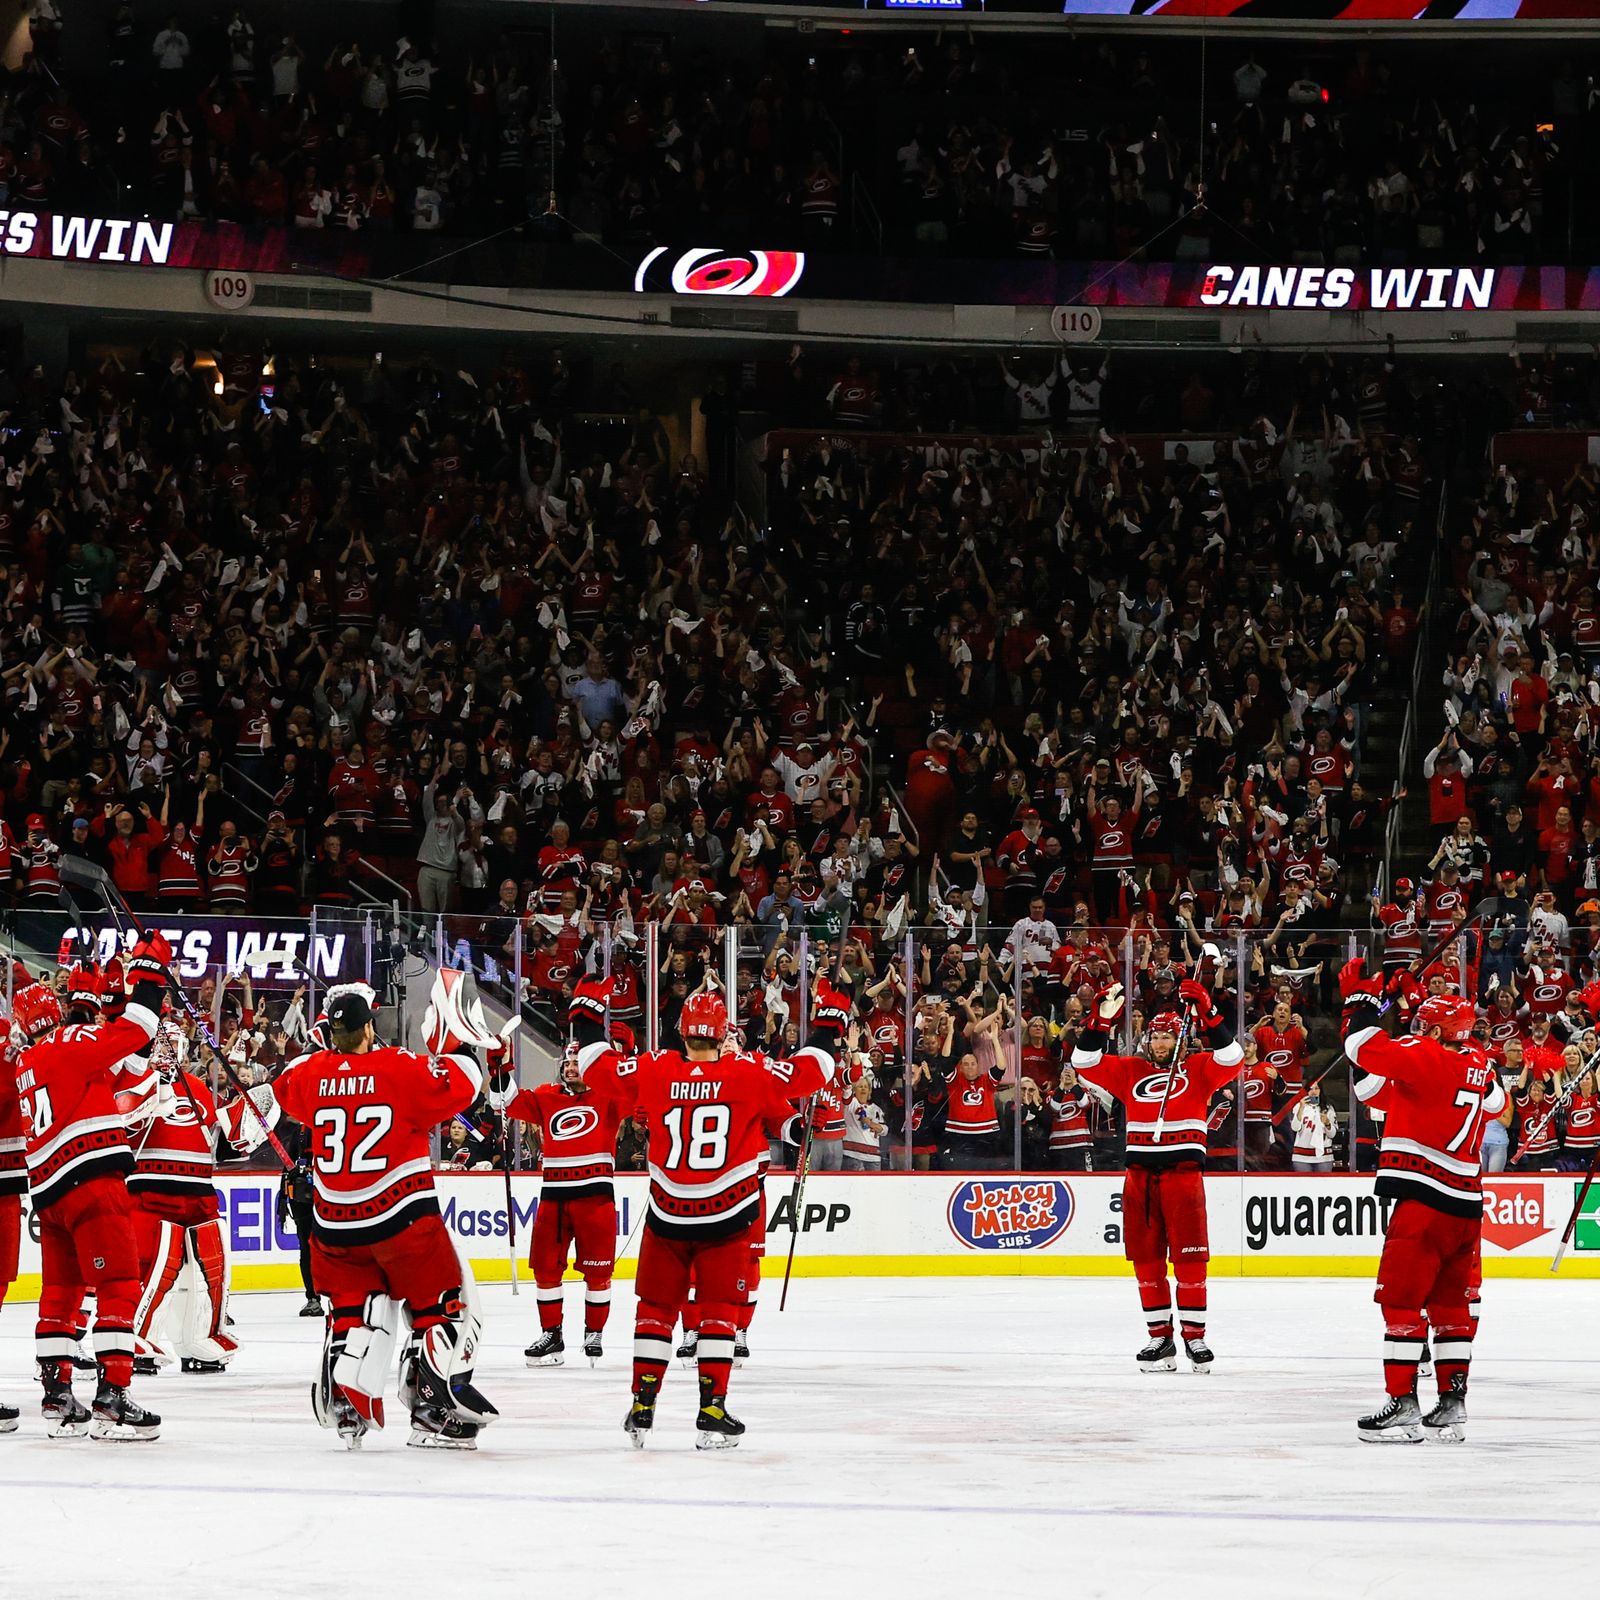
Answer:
[177, 1219, 238, 1365]
[413, 1288, 497, 1426]
[331, 1294, 407, 1423]
[131, 1219, 185, 1365]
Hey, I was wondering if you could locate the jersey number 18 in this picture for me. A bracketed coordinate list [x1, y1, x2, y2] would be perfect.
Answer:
[662, 1104, 730, 1171]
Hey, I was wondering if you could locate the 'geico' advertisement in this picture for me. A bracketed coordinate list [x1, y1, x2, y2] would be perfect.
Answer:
[6, 1173, 1597, 1298]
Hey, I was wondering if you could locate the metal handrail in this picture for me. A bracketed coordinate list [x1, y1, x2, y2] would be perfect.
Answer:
[352, 855, 414, 910]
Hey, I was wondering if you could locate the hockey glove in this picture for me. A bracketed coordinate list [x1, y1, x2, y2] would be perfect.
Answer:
[810, 982, 852, 1046]
[1177, 978, 1217, 1022]
[125, 932, 174, 986]
[1093, 982, 1126, 1026]
[567, 977, 611, 1048]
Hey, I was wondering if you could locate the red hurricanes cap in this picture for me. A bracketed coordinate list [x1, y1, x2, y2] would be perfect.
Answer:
[1019, 807, 1041, 821]
[26, 813, 47, 831]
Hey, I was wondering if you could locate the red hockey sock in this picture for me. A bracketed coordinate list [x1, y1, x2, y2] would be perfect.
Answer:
[535, 1282, 563, 1333]
[1429, 1309, 1473, 1395]
[633, 1309, 673, 1394]
[1134, 1263, 1172, 1338]
[697, 1316, 736, 1400]
[1382, 1313, 1427, 1397]
[1174, 1269, 1208, 1340]
[583, 1281, 612, 1335]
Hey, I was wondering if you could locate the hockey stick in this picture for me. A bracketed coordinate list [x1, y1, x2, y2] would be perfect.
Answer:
[1550, 1141, 1600, 1272]
[1152, 943, 1218, 1144]
[778, 1093, 820, 1313]
[56, 856, 293, 1170]
[1373, 915, 1482, 1017]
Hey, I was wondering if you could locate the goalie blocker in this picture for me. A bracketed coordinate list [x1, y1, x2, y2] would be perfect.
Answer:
[235, 974, 502, 1449]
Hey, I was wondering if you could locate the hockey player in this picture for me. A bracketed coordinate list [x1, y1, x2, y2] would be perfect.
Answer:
[128, 1020, 239, 1375]
[244, 977, 498, 1449]
[1071, 979, 1244, 1373]
[566, 975, 842, 1449]
[11, 937, 169, 1440]
[1339, 958, 1503, 1443]
[490, 1024, 633, 1368]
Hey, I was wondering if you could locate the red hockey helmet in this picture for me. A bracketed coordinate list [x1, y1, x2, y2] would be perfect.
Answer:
[12, 982, 63, 1042]
[681, 989, 728, 1042]
[1416, 994, 1475, 1041]
[1149, 1011, 1183, 1037]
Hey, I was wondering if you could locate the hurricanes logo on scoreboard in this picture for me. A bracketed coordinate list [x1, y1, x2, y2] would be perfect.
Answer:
[947, 1179, 1074, 1251]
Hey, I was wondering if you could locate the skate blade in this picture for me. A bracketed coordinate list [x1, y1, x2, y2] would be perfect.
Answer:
[695, 1431, 741, 1451]
[1357, 1425, 1424, 1443]
[1423, 1422, 1466, 1445]
[45, 1419, 91, 1439]
[407, 1428, 477, 1450]
[588, 1355, 602, 1368]
[0, 1414, 19, 1435]
[89, 1420, 160, 1443]
[1187, 1361, 1213, 1375]
[678, 1357, 697, 1370]
[1137, 1359, 1178, 1373]
[525, 1353, 565, 1368]
[624, 1423, 650, 1449]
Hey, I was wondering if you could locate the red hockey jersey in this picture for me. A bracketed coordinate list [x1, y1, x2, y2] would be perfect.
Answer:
[128, 1069, 219, 1203]
[576, 1041, 831, 1239]
[13, 1005, 160, 1209]
[273, 1045, 483, 1244]
[0, 1047, 25, 1198]
[1071, 1035, 1244, 1166]
[504, 1080, 628, 1200]
[1047, 1088, 1093, 1152]
[1345, 1023, 1505, 1217]
[1564, 1091, 1600, 1152]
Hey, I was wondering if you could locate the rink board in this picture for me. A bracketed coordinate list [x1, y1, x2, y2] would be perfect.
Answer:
[7, 1172, 1597, 1300]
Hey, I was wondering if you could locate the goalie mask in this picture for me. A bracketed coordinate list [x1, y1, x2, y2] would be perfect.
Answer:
[150, 1019, 189, 1080]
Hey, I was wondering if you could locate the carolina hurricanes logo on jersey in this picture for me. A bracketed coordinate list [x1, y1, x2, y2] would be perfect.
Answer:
[962, 1088, 985, 1107]
[1132, 1069, 1187, 1103]
[1263, 1049, 1295, 1070]
[548, 1106, 600, 1141]
[1245, 1079, 1269, 1104]
[1530, 984, 1564, 1004]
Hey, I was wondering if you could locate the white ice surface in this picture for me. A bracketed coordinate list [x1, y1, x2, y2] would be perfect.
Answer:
[2, 1277, 1599, 1600]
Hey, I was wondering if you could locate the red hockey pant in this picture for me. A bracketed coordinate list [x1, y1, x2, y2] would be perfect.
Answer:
[0, 1193, 19, 1298]
[684, 1194, 765, 1335]
[633, 1226, 751, 1400]
[314, 1214, 464, 1338]
[1123, 1165, 1210, 1339]
[1375, 1200, 1481, 1397]
[530, 1192, 616, 1333]
[35, 1175, 141, 1388]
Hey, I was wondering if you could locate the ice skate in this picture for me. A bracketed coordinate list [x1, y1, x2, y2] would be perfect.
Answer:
[1357, 1393, 1424, 1443]
[1418, 1336, 1432, 1381]
[733, 1333, 750, 1367]
[0, 1400, 19, 1434]
[89, 1380, 160, 1442]
[624, 1375, 659, 1448]
[408, 1405, 481, 1450]
[40, 1368, 91, 1438]
[333, 1394, 372, 1449]
[1136, 1334, 1178, 1372]
[525, 1328, 565, 1367]
[298, 1295, 325, 1319]
[676, 1331, 699, 1368]
[1183, 1336, 1214, 1373]
[1421, 1375, 1468, 1444]
[695, 1397, 745, 1450]
[583, 1329, 603, 1366]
